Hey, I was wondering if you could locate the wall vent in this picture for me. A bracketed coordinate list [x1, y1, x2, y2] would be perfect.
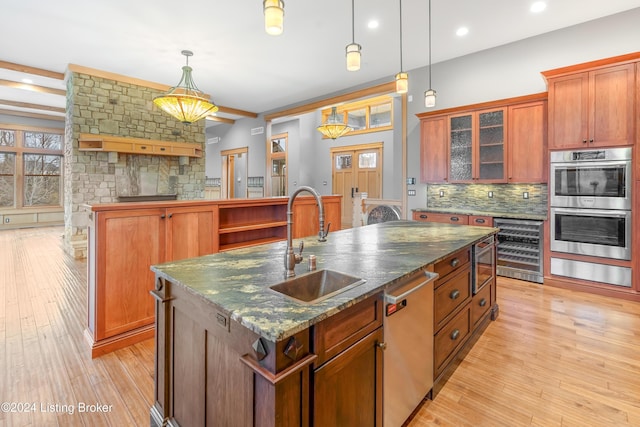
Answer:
[251, 127, 264, 135]
[207, 137, 220, 144]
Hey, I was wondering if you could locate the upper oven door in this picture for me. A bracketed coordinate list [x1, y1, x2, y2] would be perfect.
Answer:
[550, 159, 631, 209]
[550, 207, 631, 260]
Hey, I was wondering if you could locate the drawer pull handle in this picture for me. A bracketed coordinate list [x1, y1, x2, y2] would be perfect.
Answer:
[450, 258, 460, 268]
[449, 289, 460, 300]
[160, 147, 166, 151]
[479, 298, 487, 307]
[420, 214, 428, 219]
[475, 218, 485, 224]
[141, 146, 147, 149]
[450, 216, 459, 222]
[450, 329, 460, 340]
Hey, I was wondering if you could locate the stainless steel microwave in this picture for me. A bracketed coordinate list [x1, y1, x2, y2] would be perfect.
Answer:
[550, 147, 631, 210]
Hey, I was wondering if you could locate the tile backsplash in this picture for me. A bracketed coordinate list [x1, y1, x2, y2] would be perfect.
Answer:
[426, 183, 547, 216]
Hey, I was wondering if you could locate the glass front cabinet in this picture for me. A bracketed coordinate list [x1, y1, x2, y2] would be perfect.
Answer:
[449, 108, 506, 182]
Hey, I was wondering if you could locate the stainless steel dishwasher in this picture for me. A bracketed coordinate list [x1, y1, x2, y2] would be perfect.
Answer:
[383, 269, 438, 427]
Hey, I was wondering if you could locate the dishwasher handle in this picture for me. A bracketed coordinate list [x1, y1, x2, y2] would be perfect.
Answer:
[384, 271, 439, 305]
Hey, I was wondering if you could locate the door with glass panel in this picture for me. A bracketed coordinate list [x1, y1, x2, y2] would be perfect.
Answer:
[332, 144, 382, 228]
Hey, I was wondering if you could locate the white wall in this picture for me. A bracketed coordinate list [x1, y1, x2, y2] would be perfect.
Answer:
[205, 8, 640, 209]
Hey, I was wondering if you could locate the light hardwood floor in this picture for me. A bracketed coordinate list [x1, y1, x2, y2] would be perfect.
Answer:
[1, 226, 639, 426]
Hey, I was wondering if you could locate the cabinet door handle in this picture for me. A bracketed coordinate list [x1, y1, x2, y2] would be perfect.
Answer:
[450, 329, 460, 340]
[479, 298, 487, 307]
[582, 139, 587, 144]
[449, 289, 460, 300]
[168, 213, 173, 219]
[450, 258, 460, 268]
[589, 139, 594, 143]
[420, 214, 428, 219]
[450, 216, 459, 222]
[160, 214, 166, 219]
[377, 342, 387, 350]
[475, 218, 485, 224]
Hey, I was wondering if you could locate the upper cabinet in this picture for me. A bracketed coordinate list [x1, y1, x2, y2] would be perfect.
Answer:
[449, 108, 505, 183]
[543, 60, 636, 149]
[417, 93, 548, 185]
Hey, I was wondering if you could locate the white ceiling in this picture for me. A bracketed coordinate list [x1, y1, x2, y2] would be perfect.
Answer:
[2, 0, 640, 123]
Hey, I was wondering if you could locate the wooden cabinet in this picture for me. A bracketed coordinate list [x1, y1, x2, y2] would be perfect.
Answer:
[165, 205, 218, 261]
[417, 93, 548, 184]
[507, 100, 547, 183]
[413, 211, 469, 225]
[420, 116, 449, 183]
[469, 215, 493, 227]
[544, 63, 635, 149]
[449, 108, 506, 182]
[312, 294, 383, 426]
[78, 133, 203, 157]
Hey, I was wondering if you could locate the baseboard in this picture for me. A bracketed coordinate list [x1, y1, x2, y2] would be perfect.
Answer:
[85, 325, 155, 358]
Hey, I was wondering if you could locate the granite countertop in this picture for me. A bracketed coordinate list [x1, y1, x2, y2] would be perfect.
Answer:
[412, 207, 547, 221]
[151, 221, 497, 343]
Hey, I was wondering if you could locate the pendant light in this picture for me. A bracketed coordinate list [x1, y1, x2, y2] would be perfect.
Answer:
[395, 0, 408, 94]
[153, 50, 218, 124]
[264, 0, 284, 36]
[345, 0, 361, 71]
[317, 107, 353, 140]
[424, 0, 437, 107]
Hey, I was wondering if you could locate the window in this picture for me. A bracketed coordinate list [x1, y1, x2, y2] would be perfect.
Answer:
[320, 95, 393, 138]
[268, 133, 288, 196]
[0, 126, 64, 209]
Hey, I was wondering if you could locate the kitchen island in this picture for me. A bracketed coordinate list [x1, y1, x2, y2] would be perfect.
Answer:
[150, 221, 498, 426]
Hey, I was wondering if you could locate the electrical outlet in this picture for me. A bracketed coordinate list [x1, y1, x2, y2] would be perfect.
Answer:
[439, 190, 445, 197]
[523, 192, 529, 199]
[487, 191, 494, 198]
[408, 189, 416, 196]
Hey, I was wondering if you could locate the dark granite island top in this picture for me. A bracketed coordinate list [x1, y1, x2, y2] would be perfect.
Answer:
[151, 220, 497, 343]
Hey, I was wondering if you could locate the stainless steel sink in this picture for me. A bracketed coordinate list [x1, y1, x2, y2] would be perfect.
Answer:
[269, 269, 365, 304]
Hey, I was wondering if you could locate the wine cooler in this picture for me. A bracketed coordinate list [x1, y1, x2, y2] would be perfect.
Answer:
[494, 218, 544, 284]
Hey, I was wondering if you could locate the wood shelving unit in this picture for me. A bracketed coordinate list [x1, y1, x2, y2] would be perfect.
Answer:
[78, 133, 203, 157]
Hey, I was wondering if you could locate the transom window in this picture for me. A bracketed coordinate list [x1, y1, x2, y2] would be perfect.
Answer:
[0, 126, 64, 208]
[320, 95, 393, 138]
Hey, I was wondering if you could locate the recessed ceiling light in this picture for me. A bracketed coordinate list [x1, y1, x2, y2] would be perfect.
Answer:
[456, 27, 469, 37]
[530, 1, 546, 13]
[368, 20, 379, 29]
[22, 78, 33, 84]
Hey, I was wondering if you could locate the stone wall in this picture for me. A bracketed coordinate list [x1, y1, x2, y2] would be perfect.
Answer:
[425, 183, 548, 216]
[63, 71, 206, 259]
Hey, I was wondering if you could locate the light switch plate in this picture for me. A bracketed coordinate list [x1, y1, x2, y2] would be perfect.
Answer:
[408, 189, 416, 196]
[523, 192, 529, 199]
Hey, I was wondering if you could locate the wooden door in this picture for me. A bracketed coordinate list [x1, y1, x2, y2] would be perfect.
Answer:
[589, 63, 635, 147]
[97, 208, 165, 340]
[547, 72, 589, 149]
[449, 113, 473, 182]
[332, 145, 382, 228]
[420, 116, 448, 183]
[166, 205, 218, 261]
[313, 328, 383, 427]
[508, 100, 547, 183]
[476, 108, 506, 182]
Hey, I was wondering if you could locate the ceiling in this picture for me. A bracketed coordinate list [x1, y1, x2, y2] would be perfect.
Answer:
[2, 0, 640, 125]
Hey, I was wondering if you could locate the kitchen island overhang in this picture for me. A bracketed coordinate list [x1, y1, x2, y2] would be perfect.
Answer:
[150, 220, 498, 427]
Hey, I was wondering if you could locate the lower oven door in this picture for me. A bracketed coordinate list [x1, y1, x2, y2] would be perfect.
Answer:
[550, 207, 631, 260]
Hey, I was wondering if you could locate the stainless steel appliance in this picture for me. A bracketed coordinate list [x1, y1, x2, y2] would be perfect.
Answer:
[550, 147, 631, 210]
[550, 207, 631, 260]
[383, 270, 438, 427]
[494, 218, 544, 283]
[550, 258, 632, 288]
[473, 235, 495, 294]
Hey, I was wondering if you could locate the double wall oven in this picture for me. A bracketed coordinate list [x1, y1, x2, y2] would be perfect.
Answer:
[549, 147, 632, 287]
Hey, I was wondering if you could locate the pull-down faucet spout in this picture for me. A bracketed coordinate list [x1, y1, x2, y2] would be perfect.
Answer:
[285, 186, 330, 278]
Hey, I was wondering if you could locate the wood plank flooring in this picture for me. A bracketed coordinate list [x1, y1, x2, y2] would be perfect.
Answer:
[2, 226, 640, 426]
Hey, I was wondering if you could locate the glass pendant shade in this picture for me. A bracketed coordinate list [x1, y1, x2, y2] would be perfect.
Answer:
[395, 72, 408, 94]
[346, 43, 362, 71]
[317, 107, 353, 140]
[264, 0, 284, 35]
[424, 89, 437, 108]
[153, 51, 218, 124]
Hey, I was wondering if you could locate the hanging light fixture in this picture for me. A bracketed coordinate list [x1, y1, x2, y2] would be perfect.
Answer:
[153, 50, 218, 124]
[264, 0, 284, 36]
[317, 107, 353, 140]
[345, 0, 361, 71]
[424, 0, 437, 107]
[395, 0, 408, 94]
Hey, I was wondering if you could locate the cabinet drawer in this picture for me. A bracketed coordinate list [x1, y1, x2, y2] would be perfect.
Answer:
[434, 304, 471, 373]
[434, 266, 471, 330]
[313, 293, 383, 366]
[434, 247, 470, 280]
[469, 215, 493, 227]
[413, 212, 469, 225]
[471, 280, 492, 326]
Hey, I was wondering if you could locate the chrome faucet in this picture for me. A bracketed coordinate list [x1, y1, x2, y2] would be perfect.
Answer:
[285, 186, 330, 278]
